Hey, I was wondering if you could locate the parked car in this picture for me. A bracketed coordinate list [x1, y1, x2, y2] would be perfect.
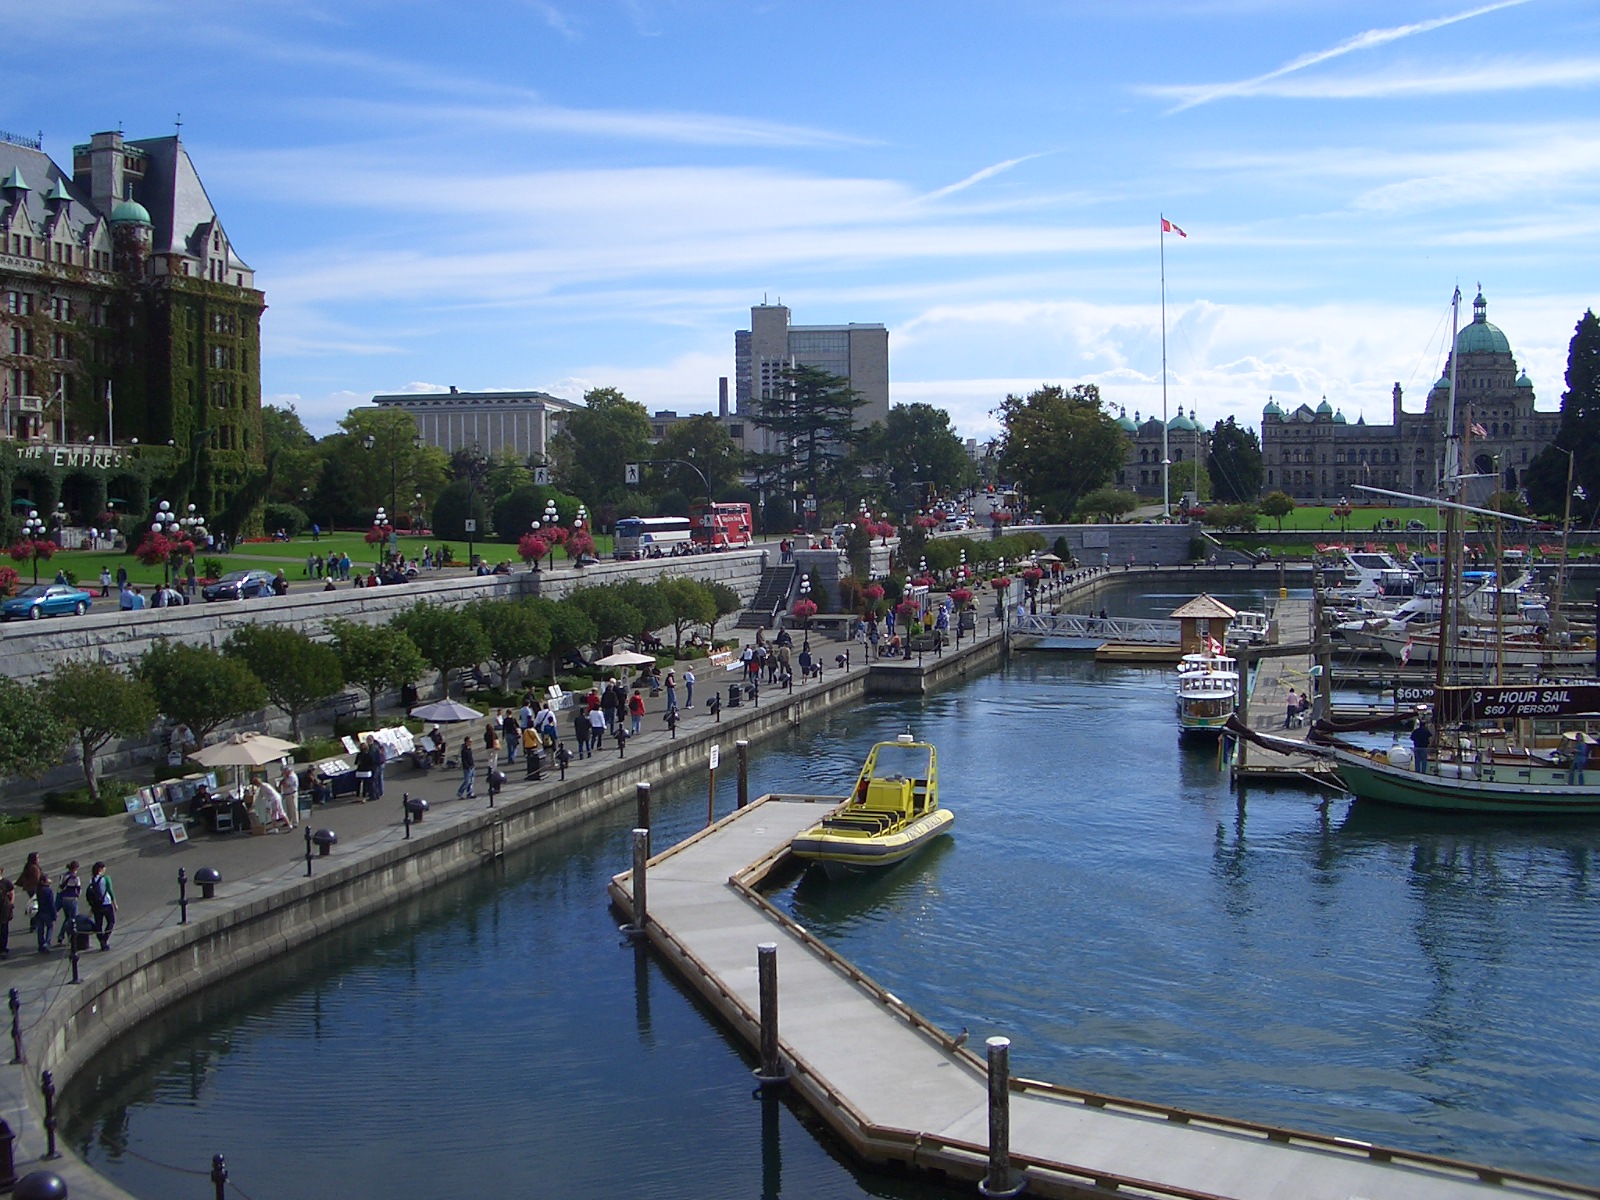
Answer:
[202, 569, 276, 601]
[1405, 519, 1428, 532]
[1, 583, 93, 621]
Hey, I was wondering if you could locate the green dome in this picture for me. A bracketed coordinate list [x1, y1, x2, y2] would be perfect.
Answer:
[1332, 409, 1347, 424]
[1263, 398, 1284, 418]
[1115, 406, 1137, 433]
[1168, 411, 1196, 433]
[1455, 291, 1511, 356]
[1433, 372, 1452, 392]
[1516, 371, 1534, 389]
[110, 199, 151, 225]
[1316, 397, 1333, 415]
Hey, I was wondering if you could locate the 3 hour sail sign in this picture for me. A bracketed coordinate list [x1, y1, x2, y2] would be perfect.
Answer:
[1425, 685, 1600, 724]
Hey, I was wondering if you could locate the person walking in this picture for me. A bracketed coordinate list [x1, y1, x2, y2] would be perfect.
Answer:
[456, 736, 476, 799]
[279, 764, 301, 828]
[16, 852, 41, 902]
[502, 708, 520, 765]
[98, 566, 112, 597]
[572, 704, 591, 760]
[86, 862, 115, 950]
[33, 873, 55, 954]
[484, 723, 500, 775]
[1284, 689, 1299, 729]
[354, 739, 375, 803]
[683, 668, 695, 710]
[628, 689, 646, 736]
[664, 671, 677, 714]
[587, 705, 607, 755]
[601, 682, 620, 736]
[55, 861, 81, 946]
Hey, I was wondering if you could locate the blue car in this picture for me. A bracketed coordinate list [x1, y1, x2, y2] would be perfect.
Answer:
[1, 583, 93, 621]
[202, 569, 276, 601]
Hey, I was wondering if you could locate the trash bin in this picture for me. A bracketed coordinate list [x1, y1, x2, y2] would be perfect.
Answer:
[73, 914, 94, 953]
[727, 684, 743, 708]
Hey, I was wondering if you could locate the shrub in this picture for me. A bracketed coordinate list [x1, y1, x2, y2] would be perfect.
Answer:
[43, 777, 136, 818]
[262, 503, 309, 537]
[0, 814, 41, 847]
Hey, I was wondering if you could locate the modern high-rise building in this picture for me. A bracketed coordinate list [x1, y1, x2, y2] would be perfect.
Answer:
[734, 302, 888, 454]
[0, 127, 265, 525]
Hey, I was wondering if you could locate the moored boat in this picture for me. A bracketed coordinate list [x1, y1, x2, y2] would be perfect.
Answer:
[1175, 649, 1239, 736]
[790, 735, 951, 877]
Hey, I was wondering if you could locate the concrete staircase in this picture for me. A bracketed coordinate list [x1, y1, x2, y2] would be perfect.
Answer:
[735, 565, 797, 631]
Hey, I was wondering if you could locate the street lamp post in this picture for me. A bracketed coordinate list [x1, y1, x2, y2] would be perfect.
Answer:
[543, 500, 560, 569]
[20, 509, 46, 584]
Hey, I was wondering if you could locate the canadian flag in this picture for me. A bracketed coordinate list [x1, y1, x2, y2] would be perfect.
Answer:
[1400, 638, 1414, 666]
[1206, 635, 1224, 655]
[1161, 217, 1187, 237]
[1471, 422, 1488, 438]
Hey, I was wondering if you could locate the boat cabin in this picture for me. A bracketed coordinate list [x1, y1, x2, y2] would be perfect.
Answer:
[1169, 594, 1238, 654]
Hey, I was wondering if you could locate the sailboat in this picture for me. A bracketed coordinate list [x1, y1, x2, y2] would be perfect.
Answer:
[1319, 288, 1600, 814]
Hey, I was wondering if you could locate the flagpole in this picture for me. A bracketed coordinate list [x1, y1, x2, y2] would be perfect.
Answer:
[1159, 216, 1170, 519]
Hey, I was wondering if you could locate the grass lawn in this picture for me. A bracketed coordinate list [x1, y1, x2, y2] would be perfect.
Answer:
[1266, 504, 1440, 533]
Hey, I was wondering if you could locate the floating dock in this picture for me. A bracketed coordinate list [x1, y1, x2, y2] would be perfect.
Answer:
[1231, 598, 1342, 786]
[610, 796, 1592, 1199]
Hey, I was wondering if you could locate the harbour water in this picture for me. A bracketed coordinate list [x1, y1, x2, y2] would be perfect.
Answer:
[64, 587, 1600, 1195]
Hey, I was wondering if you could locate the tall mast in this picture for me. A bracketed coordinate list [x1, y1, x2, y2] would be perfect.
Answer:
[1434, 287, 1462, 697]
[1160, 217, 1170, 519]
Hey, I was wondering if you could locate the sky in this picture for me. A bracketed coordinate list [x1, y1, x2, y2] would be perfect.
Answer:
[9, 0, 1600, 442]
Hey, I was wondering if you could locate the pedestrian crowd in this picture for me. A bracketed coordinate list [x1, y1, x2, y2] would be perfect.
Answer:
[1, 853, 117, 957]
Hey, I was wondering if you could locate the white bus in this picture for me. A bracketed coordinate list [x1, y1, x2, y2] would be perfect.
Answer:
[613, 515, 694, 560]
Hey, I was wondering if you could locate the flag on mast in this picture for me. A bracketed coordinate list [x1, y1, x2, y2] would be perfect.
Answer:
[1161, 217, 1186, 237]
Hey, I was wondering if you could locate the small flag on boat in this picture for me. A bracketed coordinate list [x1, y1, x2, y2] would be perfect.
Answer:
[1161, 217, 1187, 237]
[1206, 635, 1224, 655]
[1471, 422, 1488, 438]
[1400, 638, 1414, 666]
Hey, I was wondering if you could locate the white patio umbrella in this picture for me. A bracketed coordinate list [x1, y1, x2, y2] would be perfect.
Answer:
[593, 650, 658, 668]
[410, 699, 484, 723]
[188, 732, 301, 768]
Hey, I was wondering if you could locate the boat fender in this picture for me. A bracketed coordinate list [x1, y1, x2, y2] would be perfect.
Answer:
[1386, 743, 1414, 769]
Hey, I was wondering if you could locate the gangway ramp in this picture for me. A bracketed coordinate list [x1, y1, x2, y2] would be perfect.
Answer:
[611, 795, 1597, 1200]
[1012, 612, 1180, 648]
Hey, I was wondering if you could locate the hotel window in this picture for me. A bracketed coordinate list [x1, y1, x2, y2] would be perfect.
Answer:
[51, 296, 70, 321]
[10, 327, 31, 355]
[6, 291, 32, 316]
[51, 333, 69, 359]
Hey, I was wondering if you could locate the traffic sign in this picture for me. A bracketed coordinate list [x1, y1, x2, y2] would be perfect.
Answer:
[534, 466, 550, 485]
[625, 463, 640, 485]
[464, 519, 477, 533]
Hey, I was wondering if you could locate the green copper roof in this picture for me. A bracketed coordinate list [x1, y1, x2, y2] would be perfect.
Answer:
[44, 179, 71, 204]
[1116, 406, 1137, 432]
[1, 167, 27, 191]
[1316, 397, 1334, 415]
[1456, 291, 1512, 356]
[1516, 371, 1534, 389]
[1263, 398, 1283, 417]
[1169, 411, 1196, 432]
[1332, 409, 1347, 424]
[110, 198, 152, 225]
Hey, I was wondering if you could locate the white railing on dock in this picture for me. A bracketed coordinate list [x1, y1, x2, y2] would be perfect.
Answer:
[1012, 612, 1180, 644]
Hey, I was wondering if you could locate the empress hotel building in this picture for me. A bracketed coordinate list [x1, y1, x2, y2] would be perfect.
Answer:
[1259, 292, 1557, 503]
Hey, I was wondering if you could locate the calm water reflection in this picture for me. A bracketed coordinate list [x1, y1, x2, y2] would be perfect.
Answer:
[65, 589, 1600, 1193]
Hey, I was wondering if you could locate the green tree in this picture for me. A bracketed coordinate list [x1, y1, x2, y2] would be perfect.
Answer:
[1169, 460, 1212, 503]
[870, 403, 976, 502]
[0, 678, 65, 783]
[492, 484, 582, 544]
[327, 619, 427, 720]
[994, 384, 1125, 520]
[1075, 487, 1140, 523]
[393, 603, 491, 697]
[135, 640, 268, 742]
[261, 403, 321, 508]
[614, 580, 672, 646]
[527, 597, 598, 679]
[551, 387, 653, 506]
[222, 625, 344, 741]
[1528, 310, 1600, 517]
[659, 577, 716, 652]
[705, 582, 743, 642]
[747, 365, 868, 524]
[1259, 491, 1296, 532]
[468, 599, 552, 689]
[1207, 417, 1264, 505]
[432, 479, 494, 543]
[336, 407, 452, 519]
[42, 661, 158, 800]
[1205, 503, 1260, 533]
[569, 586, 644, 648]
[656, 414, 743, 502]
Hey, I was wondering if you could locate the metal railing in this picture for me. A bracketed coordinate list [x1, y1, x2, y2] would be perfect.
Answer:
[1012, 612, 1181, 644]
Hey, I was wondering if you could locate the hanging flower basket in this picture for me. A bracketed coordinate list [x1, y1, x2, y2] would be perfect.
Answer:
[791, 598, 818, 622]
[518, 533, 549, 565]
[1022, 566, 1044, 585]
[991, 575, 1013, 591]
[949, 586, 974, 607]
[862, 583, 886, 602]
[894, 599, 921, 620]
[364, 523, 393, 545]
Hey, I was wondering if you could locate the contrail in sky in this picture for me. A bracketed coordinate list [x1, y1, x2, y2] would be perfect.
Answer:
[1161, 0, 1535, 113]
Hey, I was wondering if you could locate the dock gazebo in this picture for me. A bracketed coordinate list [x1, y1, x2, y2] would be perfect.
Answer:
[1169, 594, 1237, 654]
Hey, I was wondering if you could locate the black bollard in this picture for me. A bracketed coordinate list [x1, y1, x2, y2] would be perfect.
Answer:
[487, 768, 498, 808]
[211, 1155, 228, 1200]
[664, 707, 678, 739]
[177, 867, 189, 925]
[555, 743, 570, 779]
[10, 988, 23, 1065]
[403, 802, 412, 839]
[978, 1037, 1024, 1197]
[753, 942, 786, 1088]
[709, 694, 722, 723]
[736, 740, 749, 809]
[615, 727, 628, 758]
[12, 1171, 66, 1200]
[40, 1070, 58, 1159]
[304, 824, 314, 877]
[67, 938, 78, 987]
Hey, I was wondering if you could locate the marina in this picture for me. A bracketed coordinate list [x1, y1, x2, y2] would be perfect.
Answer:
[61, 618, 1600, 1197]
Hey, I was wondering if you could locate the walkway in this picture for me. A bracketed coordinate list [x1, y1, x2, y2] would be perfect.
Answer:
[1232, 598, 1339, 784]
[612, 797, 1597, 1200]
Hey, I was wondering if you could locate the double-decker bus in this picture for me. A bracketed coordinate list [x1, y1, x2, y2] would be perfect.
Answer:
[613, 516, 694, 560]
[691, 502, 753, 550]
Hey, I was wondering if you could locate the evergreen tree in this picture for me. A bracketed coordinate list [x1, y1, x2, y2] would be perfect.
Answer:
[1207, 417, 1264, 504]
[746, 365, 867, 525]
[1527, 310, 1600, 518]
[993, 384, 1125, 520]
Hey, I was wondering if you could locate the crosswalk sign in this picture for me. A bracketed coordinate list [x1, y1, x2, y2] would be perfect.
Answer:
[625, 463, 640, 485]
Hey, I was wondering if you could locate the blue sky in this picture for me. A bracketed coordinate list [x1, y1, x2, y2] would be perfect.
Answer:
[11, 0, 1599, 441]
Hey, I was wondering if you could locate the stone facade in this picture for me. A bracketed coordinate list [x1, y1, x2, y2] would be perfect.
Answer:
[1113, 406, 1211, 498]
[371, 386, 582, 463]
[1259, 292, 1556, 504]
